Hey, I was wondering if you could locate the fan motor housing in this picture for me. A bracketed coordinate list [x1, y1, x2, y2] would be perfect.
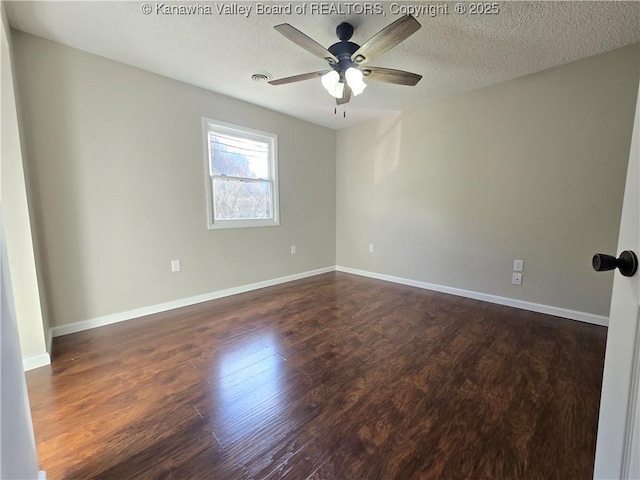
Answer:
[328, 41, 360, 73]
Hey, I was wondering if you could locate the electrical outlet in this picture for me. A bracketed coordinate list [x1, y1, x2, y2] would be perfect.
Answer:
[514, 259, 524, 272]
[512, 272, 522, 285]
[290, 245, 296, 255]
[171, 260, 181, 272]
[369, 244, 374, 253]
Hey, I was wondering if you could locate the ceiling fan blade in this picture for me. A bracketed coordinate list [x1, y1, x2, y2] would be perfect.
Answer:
[274, 24, 339, 64]
[336, 84, 352, 105]
[362, 67, 422, 86]
[269, 71, 329, 86]
[351, 15, 421, 65]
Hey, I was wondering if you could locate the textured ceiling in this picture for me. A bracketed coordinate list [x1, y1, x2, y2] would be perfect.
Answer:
[6, 1, 640, 130]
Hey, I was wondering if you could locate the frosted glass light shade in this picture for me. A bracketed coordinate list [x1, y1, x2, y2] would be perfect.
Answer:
[345, 67, 367, 96]
[321, 71, 344, 98]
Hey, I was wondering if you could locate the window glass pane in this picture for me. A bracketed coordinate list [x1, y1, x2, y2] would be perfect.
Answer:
[210, 133, 269, 179]
[212, 178, 272, 220]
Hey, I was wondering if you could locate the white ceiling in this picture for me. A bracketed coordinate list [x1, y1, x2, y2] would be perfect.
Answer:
[6, 1, 640, 130]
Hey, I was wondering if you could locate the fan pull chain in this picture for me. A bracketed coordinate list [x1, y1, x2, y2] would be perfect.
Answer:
[333, 107, 347, 118]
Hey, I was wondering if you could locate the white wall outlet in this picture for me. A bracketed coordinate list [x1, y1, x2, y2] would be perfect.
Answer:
[171, 260, 181, 272]
[290, 245, 296, 255]
[369, 244, 374, 253]
[514, 259, 524, 272]
[512, 272, 522, 285]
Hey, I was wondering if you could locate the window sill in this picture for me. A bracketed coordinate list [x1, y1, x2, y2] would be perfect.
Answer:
[207, 219, 280, 230]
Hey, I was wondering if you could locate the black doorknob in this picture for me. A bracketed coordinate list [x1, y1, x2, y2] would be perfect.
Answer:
[592, 250, 638, 277]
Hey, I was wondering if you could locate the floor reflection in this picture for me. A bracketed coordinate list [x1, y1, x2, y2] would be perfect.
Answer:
[213, 334, 285, 442]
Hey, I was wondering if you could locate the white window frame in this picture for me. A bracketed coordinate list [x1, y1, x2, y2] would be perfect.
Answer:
[202, 117, 279, 230]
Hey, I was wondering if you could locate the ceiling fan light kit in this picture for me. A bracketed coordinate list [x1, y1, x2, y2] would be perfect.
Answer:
[269, 15, 423, 106]
[321, 67, 366, 98]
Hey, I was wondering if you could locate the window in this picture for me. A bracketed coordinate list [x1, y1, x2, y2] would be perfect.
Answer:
[203, 118, 279, 229]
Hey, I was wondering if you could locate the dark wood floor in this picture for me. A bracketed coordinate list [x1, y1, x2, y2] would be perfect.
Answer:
[27, 272, 607, 480]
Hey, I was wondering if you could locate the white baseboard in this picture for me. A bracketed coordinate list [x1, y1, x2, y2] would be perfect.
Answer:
[37, 471, 47, 480]
[51, 266, 335, 338]
[48, 264, 608, 342]
[22, 328, 53, 372]
[336, 266, 609, 327]
[23, 352, 51, 372]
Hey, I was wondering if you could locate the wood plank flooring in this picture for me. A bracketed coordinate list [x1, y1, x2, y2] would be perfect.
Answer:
[26, 272, 608, 479]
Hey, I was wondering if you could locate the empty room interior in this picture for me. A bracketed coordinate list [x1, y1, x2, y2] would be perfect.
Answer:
[1, 1, 640, 479]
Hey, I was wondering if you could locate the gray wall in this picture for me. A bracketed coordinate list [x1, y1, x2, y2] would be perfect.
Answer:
[14, 31, 336, 328]
[1, 7, 48, 363]
[336, 44, 639, 317]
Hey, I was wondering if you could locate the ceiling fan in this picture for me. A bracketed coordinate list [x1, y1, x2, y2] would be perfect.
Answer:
[269, 15, 423, 105]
